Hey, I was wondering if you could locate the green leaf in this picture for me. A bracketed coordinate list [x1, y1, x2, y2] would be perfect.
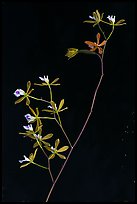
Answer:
[27, 81, 31, 92]
[33, 148, 38, 159]
[26, 97, 30, 106]
[116, 19, 126, 24]
[42, 133, 53, 140]
[33, 142, 39, 148]
[55, 138, 60, 149]
[29, 106, 36, 116]
[42, 109, 54, 113]
[29, 153, 34, 161]
[15, 96, 25, 104]
[36, 107, 39, 116]
[57, 146, 69, 152]
[20, 162, 30, 168]
[57, 153, 66, 159]
[51, 78, 59, 84]
[44, 146, 52, 152]
[58, 99, 64, 111]
[83, 20, 95, 24]
[50, 101, 56, 109]
[49, 154, 55, 160]
[42, 141, 50, 146]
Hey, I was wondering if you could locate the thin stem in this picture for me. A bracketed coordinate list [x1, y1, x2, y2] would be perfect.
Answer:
[29, 95, 50, 104]
[54, 116, 73, 148]
[36, 138, 54, 183]
[38, 117, 55, 120]
[32, 161, 48, 170]
[45, 55, 104, 202]
[106, 24, 115, 41]
[48, 85, 53, 102]
[45, 148, 73, 202]
[98, 23, 106, 39]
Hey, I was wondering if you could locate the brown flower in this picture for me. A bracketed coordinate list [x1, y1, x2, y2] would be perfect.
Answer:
[84, 33, 106, 55]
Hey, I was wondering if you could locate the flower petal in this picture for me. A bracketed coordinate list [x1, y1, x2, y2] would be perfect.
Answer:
[57, 153, 66, 159]
[49, 154, 55, 160]
[55, 138, 60, 149]
[57, 146, 69, 152]
[96, 33, 101, 45]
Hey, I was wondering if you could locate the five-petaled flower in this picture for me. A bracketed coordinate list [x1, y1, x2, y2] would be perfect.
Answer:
[43, 99, 68, 114]
[84, 33, 106, 55]
[23, 124, 33, 131]
[65, 48, 79, 60]
[33, 133, 53, 148]
[25, 114, 36, 123]
[14, 89, 25, 97]
[83, 10, 104, 27]
[34, 76, 60, 86]
[39, 75, 49, 84]
[45, 138, 69, 159]
[107, 15, 115, 24]
[14, 81, 34, 106]
[19, 148, 38, 168]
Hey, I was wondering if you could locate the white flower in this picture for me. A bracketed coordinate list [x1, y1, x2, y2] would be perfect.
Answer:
[34, 133, 42, 139]
[107, 15, 115, 24]
[25, 114, 36, 123]
[51, 146, 55, 153]
[19, 155, 30, 163]
[23, 124, 33, 131]
[89, 15, 96, 20]
[14, 89, 25, 97]
[48, 104, 57, 110]
[39, 75, 49, 83]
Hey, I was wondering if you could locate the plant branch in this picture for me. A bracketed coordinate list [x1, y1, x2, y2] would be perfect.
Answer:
[45, 55, 104, 202]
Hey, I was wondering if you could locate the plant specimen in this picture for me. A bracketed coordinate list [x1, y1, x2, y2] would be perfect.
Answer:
[14, 10, 126, 202]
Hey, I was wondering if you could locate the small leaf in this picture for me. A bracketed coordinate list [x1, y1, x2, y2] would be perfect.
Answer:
[33, 142, 39, 148]
[49, 154, 55, 160]
[50, 101, 56, 109]
[57, 153, 66, 159]
[57, 146, 69, 152]
[29, 153, 34, 161]
[42, 133, 53, 140]
[58, 99, 64, 111]
[20, 162, 30, 168]
[28, 88, 34, 95]
[27, 81, 31, 92]
[42, 141, 50, 146]
[42, 109, 54, 113]
[29, 106, 36, 116]
[33, 148, 38, 159]
[55, 138, 60, 149]
[83, 20, 95, 24]
[116, 19, 126, 24]
[15, 96, 25, 104]
[26, 97, 30, 106]
[51, 78, 59, 84]
[36, 107, 39, 116]
[44, 146, 52, 152]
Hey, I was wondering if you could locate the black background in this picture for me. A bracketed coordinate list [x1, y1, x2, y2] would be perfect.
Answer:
[2, 1, 135, 202]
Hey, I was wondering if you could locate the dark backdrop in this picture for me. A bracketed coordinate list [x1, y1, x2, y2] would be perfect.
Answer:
[2, 1, 135, 202]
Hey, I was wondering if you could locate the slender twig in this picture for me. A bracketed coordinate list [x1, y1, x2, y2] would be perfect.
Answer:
[29, 95, 50, 104]
[36, 139, 54, 183]
[54, 116, 73, 148]
[45, 55, 104, 202]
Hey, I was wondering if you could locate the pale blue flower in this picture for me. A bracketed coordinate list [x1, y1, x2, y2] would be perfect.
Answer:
[107, 15, 115, 24]
[23, 124, 33, 131]
[25, 114, 35, 123]
[14, 89, 25, 97]
[39, 75, 49, 83]
[19, 155, 30, 163]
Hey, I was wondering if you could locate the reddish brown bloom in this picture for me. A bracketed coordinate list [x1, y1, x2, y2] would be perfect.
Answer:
[84, 33, 106, 54]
